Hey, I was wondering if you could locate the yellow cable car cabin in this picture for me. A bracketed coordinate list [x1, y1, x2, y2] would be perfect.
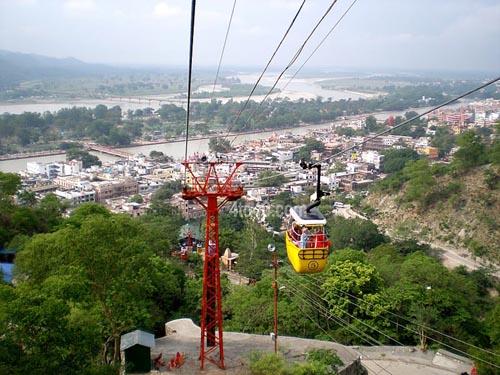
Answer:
[286, 205, 330, 273]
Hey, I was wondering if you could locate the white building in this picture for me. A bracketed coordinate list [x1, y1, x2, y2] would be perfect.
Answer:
[360, 151, 384, 170]
[273, 150, 294, 163]
[26, 160, 82, 178]
[55, 189, 96, 205]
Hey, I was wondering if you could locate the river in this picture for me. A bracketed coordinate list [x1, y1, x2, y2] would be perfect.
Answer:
[0, 70, 468, 173]
[0, 123, 332, 173]
[0, 74, 375, 115]
[0, 99, 469, 173]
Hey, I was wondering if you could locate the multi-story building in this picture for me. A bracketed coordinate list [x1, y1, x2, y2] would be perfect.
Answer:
[92, 178, 139, 202]
[170, 195, 205, 220]
[54, 176, 91, 190]
[360, 151, 384, 170]
[26, 160, 82, 178]
[55, 189, 96, 205]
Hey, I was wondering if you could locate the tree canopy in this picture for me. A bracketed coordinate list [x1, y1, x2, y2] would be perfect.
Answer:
[1, 206, 190, 374]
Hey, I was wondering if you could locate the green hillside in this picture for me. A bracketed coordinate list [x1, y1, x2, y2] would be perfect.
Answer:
[367, 165, 500, 263]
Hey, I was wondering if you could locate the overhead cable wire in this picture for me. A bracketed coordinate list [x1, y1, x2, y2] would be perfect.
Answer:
[293, 275, 406, 347]
[254, 76, 500, 185]
[281, 280, 382, 346]
[282, 286, 394, 375]
[322, 76, 500, 163]
[184, 0, 197, 163]
[303, 274, 500, 358]
[220, 0, 306, 139]
[281, 0, 359, 92]
[300, 275, 500, 369]
[230, 0, 342, 145]
[211, 0, 237, 96]
[281, 280, 396, 375]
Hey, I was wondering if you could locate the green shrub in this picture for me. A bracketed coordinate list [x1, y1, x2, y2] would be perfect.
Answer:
[465, 238, 488, 257]
[249, 352, 287, 375]
[306, 348, 343, 372]
[484, 168, 499, 189]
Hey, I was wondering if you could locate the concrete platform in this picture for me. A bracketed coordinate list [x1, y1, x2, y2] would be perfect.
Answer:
[147, 320, 474, 375]
[151, 319, 360, 374]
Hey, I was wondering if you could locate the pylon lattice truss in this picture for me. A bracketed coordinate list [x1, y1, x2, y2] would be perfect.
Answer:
[181, 161, 244, 370]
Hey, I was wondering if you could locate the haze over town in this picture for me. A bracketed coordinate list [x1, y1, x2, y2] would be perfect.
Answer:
[1, 0, 499, 71]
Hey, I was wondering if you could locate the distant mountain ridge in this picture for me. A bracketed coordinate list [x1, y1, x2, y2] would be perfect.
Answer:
[0, 50, 121, 87]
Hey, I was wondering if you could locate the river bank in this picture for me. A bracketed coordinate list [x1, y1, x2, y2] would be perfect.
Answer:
[0, 100, 467, 172]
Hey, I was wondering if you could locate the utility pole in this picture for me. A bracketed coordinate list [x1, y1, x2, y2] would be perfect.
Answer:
[268, 244, 278, 354]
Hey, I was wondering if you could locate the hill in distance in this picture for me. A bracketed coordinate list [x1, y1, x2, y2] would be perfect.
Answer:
[0, 50, 127, 87]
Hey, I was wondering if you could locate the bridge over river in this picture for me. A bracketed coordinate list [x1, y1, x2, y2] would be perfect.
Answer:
[84, 144, 132, 159]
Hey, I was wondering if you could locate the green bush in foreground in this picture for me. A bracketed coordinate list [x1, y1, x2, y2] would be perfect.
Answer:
[249, 349, 343, 375]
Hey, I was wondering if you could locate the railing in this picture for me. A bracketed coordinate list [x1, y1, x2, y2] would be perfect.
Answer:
[288, 229, 329, 249]
[298, 247, 329, 260]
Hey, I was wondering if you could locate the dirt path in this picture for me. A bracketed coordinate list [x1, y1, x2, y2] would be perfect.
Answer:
[335, 206, 499, 277]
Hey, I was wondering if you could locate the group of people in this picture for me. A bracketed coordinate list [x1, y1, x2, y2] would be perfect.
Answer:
[290, 225, 327, 249]
[153, 352, 185, 371]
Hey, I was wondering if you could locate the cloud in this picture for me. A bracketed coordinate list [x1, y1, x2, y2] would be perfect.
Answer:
[152, 1, 182, 18]
[63, 0, 96, 13]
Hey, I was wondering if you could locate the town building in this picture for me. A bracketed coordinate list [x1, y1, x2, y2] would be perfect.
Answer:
[92, 178, 139, 202]
[55, 189, 96, 205]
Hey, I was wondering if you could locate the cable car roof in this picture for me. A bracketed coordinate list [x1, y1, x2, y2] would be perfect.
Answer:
[290, 205, 327, 225]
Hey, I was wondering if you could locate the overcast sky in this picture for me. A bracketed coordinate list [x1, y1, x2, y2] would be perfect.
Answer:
[0, 0, 499, 73]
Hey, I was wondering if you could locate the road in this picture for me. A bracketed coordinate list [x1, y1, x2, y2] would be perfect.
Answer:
[420, 240, 500, 278]
[333, 204, 368, 220]
[333, 205, 500, 277]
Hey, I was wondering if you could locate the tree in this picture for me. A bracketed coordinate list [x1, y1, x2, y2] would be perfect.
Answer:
[328, 217, 386, 251]
[149, 150, 172, 162]
[366, 244, 403, 286]
[0, 279, 107, 375]
[402, 159, 435, 203]
[382, 148, 420, 174]
[335, 127, 355, 137]
[248, 352, 287, 375]
[272, 191, 294, 208]
[66, 149, 101, 168]
[322, 259, 383, 320]
[158, 104, 186, 122]
[0, 172, 21, 196]
[129, 194, 143, 204]
[394, 252, 482, 350]
[296, 138, 325, 161]
[453, 130, 487, 171]
[489, 122, 500, 165]
[148, 180, 183, 217]
[365, 115, 383, 133]
[107, 128, 131, 146]
[266, 211, 283, 231]
[256, 170, 288, 187]
[431, 127, 455, 158]
[0, 190, 65, 248]
[208, 137, 232, 153]
[225, 272, 318, 337]
[12, 212, 187, 368]
[231, 221, 278, 279]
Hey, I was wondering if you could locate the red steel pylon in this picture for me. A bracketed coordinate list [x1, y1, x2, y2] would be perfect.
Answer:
[182, 161, 244, 370]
